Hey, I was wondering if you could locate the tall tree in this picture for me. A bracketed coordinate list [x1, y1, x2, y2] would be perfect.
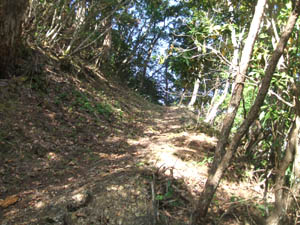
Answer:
[204, 0, 244, 124]
[0, 0, 29, 77]
[191, 0, 267, 222]
[191, 0, 300, 223]
[265, 87, 300, 225]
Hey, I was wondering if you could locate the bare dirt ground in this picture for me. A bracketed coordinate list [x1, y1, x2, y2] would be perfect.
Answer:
[0, 66, 265, 225]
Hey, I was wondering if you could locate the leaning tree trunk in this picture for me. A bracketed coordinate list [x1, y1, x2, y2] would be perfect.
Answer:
[0, 0, 29, 77]
[190, 0, 300, 223]
[190, 0, 267, 223]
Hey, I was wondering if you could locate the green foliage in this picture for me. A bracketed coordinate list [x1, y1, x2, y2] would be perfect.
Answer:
[197, 156, 214, 166]
[71, 90, 113, 119]
[155, 180, 174, 201]
[230, 195, 240, 202]
[256, 203, 272, 217]
[95, 103, 113, 117]
[27, 73, 48, 93]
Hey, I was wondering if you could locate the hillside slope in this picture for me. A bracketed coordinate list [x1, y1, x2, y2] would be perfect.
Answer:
[0, 49, 264, 225]
[0, 48, 162, 224]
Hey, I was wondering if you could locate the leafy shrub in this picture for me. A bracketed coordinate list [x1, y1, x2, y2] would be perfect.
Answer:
[95, 103, 113, 117]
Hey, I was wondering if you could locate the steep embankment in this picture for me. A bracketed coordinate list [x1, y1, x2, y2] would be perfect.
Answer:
[0, 50, 265, 225]
[0, 49, 162, 224]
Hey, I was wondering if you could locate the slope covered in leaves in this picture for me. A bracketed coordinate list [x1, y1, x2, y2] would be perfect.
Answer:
[0, 48, 266, 225]
[0, 47, 163, 224]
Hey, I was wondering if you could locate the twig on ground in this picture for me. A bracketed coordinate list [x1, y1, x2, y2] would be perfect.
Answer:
[151, 172, 158, 225]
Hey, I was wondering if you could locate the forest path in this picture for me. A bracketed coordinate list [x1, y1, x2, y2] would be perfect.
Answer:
[132, 107, 214, 195]
[0, 94, 262, 225]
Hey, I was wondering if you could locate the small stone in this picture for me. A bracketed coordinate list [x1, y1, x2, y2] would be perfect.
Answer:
[67, 191, 91, 212]
[34, 201, 45, 209]
[120, 192, 127, 198]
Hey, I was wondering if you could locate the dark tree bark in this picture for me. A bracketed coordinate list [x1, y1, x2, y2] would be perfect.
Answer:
[0, 0, 29, 77]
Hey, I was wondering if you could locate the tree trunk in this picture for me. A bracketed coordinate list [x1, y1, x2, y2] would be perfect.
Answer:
[206, 77, 220, 115]
[65, 0, 87, 54]
[205, 78, 229, 124]
[164, 60, 169, 105]
[244, 120, 264, 157]
[204, 19, 242, 124]
[139, 33, 161, 89]
[204, 2, 243, 125]
[188, 76, 200, 108]
[265, 116, 300, 225]
[265, 80, 300, 225]
[190, 0, 299, 223]
[270, 17, 286, 71]
[0, 0, 29, 77]
[190, 0, 267, 223]
[179, 88, 187, 106]
[101, 17, 112, 63]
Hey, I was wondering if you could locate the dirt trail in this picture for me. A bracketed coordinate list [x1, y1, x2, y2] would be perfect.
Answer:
[0, 102, 205, 224]
[131, 107, 215, 194]
[1, 101, 262, 225]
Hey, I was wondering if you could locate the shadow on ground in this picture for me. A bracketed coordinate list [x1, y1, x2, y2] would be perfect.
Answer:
[0, 52, 159, 224]
[0, 50, 265, 225]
